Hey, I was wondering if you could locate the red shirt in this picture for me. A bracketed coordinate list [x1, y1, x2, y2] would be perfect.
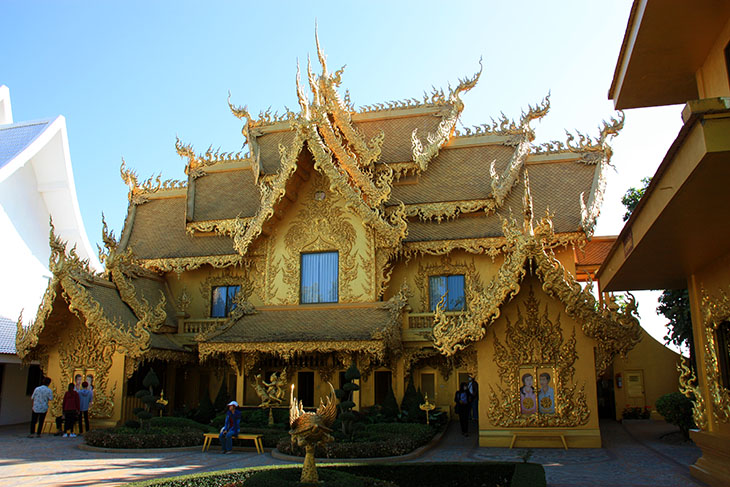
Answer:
[62, 390, 80, 411]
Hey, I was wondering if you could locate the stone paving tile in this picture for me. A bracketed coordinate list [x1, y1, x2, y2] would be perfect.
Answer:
[0, 419, 707, 487]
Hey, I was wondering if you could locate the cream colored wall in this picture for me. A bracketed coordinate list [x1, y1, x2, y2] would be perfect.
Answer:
[696, 17, 730, 99]
[477, 275, 601, 448]
[612, 329, 681, 421]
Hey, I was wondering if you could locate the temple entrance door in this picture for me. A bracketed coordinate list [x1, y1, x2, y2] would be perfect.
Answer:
[297, 372, 314, 407]
[625, 370, 646, 408]
[596, 365, 615, 419]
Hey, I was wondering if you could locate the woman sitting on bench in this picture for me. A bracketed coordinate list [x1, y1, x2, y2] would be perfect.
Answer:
[219, 401, 241, 454]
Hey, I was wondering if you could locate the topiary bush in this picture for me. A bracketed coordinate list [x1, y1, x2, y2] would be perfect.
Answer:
[149, 416, 216, 432]
[381, 385, 400, 420]
[336, 363, 361, 439]
[656, 392, 696, 440]
[134, 368, 164, 427]
[399, 380, 424, 423]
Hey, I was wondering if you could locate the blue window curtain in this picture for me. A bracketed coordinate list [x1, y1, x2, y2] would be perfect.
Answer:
[211, 285, 241, 317]
[301, 252, 338, 304]
[429, 275, 465, 311]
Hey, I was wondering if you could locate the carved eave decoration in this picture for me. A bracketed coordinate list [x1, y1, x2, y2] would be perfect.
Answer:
[120, 159, 186, 206]
[99, 215, 169, 332]
[432, 173, 641, 376]
[138, 254, 246, 276]
[16, 222, 155, 362]
[197, 285, 408, 365]
[680, 286, 730, 428]
[175, 136, 251, 180]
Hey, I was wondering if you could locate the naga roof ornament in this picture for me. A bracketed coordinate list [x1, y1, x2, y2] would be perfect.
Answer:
[120, 158, 186, 205]
[431, 171, 641, 375]
[16, 220, 154, 361]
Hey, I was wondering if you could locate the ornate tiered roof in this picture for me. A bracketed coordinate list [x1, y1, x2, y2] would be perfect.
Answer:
[114, 38, 622, 276]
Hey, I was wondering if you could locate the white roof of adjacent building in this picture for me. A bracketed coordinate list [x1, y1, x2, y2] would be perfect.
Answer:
[0, 85, 101, 326]
[0, 316, 17, 355]
[0, 119, 52, 170]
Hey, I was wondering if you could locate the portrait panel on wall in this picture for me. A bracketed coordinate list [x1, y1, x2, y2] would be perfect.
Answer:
[519, 368, 537, 415]
[537, 368, 556, 415]
[73, 370, 85, 390]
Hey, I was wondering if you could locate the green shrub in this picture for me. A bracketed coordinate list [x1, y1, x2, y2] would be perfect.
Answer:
[336, 363, 361, 438]
[242, 468, 395, 487]
[399, 380, 424, 423]
[195, 392, 216, 424]
[214, 380, 229, 412]
[277, 423, 436, 458]
[149, 416, 216, 432]
[381, 385, 400, 419]
[84, 426, 204, 449]
[125, 463, 545, 487]
[237, 426, 290, 448]
[656, 392, 696, 440]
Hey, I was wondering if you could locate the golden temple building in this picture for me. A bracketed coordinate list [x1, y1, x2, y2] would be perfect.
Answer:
[600, 0, 730, 484]
[16, 38, 667, 448]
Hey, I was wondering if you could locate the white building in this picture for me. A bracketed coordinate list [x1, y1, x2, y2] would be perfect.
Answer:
[0, 85, 100, 425]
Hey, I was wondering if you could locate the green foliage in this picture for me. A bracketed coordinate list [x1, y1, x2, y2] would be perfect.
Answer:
[381, 385, 400, 419]
[143, 369, 161, 390]
[277, 422, 436, 458]
[336, 363, 361, 438]
[133, 367, 164, 427]
[149, 416, 216, 432]
[399, 380, 424, 423]
[84, 426, 204, 449]
[658, 289, 694, 365]
[620, 177, 651, 222]
[243, 467, 395, 487]
[213, 380, 229, 412]
[656, 392, 696, 440]
[194, 390, 216, 425]
[621, 405, 650, 419]
[124, 420, 141, 429]
[125, 463, 545, 487]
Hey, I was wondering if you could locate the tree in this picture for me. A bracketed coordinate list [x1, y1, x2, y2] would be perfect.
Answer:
[621, 179, 695, 368]
[656, 392, 696, 440]
[335, 363, 360, 438]
[620, 177, 651, 221]
[133, 368, 164, 428]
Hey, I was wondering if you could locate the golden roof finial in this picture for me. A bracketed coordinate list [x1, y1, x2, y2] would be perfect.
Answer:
[315, 22, 327, 76]
[522, 168, 534, 236]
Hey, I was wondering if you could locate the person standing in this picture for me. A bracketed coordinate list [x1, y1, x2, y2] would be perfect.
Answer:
[467, 375, 479, 422]
[77, 381, 93, 434]
[62, 383, 80, 438]
[29, 377, 53, 438]
[454, 382, 472, 437]
[219, 400, 241, 454]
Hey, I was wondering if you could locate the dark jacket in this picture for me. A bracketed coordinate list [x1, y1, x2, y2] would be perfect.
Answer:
[454, 389, 472, 410]
[222, 409, 241, 435]
[467, 379, 479, 400]
[62, 390, 80, 412]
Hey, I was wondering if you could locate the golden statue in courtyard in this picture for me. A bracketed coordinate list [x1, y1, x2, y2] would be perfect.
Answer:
[289, 382, 337, 483]
[253, 368, 288, 408]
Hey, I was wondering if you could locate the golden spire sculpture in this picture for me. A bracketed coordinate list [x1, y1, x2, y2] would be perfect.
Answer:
[419, 393, 436, 425]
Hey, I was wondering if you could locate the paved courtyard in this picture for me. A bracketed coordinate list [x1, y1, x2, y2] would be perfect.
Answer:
[0, 419, 705, 486]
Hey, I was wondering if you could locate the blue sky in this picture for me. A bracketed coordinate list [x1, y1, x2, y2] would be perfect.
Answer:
[1, 1, 684, 347]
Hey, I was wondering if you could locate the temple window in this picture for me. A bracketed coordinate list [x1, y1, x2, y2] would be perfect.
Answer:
[429, 274, 465, 311]
[211, 285, 240, 318]
[300, 251, 338, 304]
[718, 321, 730, 388]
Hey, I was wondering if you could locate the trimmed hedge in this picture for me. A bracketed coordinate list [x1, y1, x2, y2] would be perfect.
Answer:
[127, 463, 546, 487]
[241, 468, 396, 487]
[276, 423, 437, 458]
[84, 427, 204, 449]
[84, 416, 218, 449]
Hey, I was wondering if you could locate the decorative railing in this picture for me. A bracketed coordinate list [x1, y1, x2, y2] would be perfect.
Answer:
[181, 318, 226, 335]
